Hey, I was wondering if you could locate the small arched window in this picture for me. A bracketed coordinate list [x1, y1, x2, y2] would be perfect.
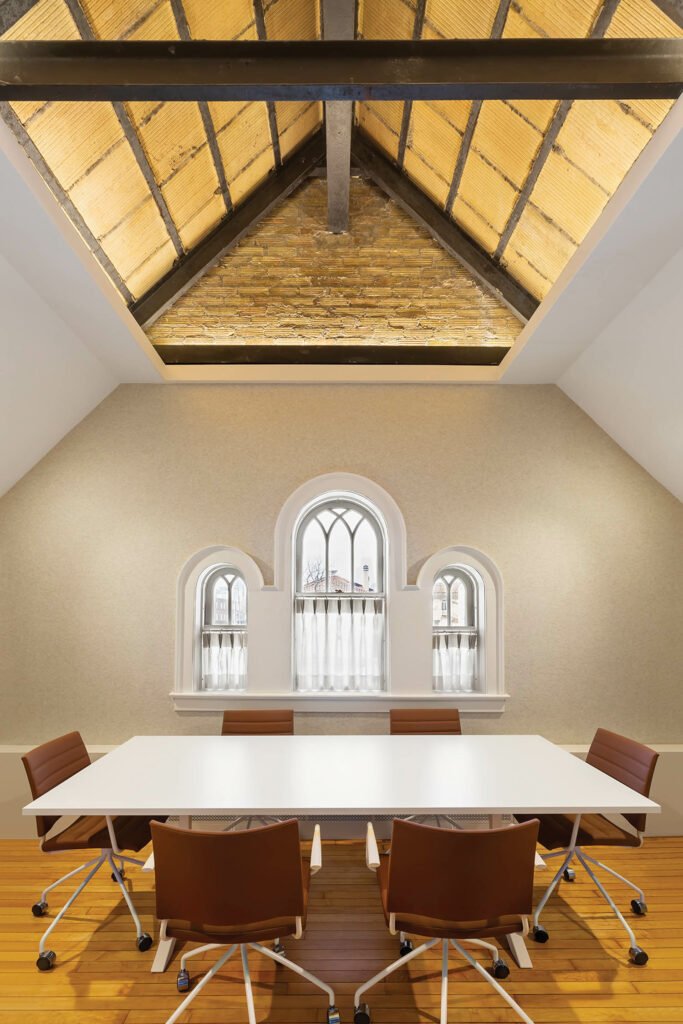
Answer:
[432, 566, 479, 692]
[294, 496, 386, 692]
[200, 566, 247, 691]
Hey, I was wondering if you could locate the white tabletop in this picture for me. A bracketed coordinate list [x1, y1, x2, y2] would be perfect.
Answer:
[23, 734, 660, 819]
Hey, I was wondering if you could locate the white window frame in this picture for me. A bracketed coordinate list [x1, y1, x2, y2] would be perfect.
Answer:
[200, 564, 248, 692]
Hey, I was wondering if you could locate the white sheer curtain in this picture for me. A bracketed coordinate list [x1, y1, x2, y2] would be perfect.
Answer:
[201, 631, 247, 691]
[295, 596, 384, 692]
[433, 632, 477, 693]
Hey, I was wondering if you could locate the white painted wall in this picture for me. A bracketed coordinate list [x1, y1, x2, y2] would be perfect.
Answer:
[559, 248, 683, 503]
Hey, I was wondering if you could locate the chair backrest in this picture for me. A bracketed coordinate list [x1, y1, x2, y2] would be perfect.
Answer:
[390, 708, 462, 735]
[386, 818, 538, 926]
[221, 709, 294, 736]
[152, 819, 305, 929]
[22, 731, 91, 838]
[587, 727, 659, 833]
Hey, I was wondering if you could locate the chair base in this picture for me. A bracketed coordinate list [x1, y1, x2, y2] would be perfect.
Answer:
[353, 934, 531, 1024]
[33, 849, 150, 970]
[535, 844, 649, 963]
[166, 938, 340, 1024]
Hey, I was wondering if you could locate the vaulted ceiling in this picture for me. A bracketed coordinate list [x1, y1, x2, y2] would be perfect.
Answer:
[0, 0, 681, 365]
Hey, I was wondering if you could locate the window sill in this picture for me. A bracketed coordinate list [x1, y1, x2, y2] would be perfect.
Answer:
[170, 691, 509, 714]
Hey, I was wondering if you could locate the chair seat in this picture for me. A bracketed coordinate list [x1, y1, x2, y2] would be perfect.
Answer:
[42, 814, 165, 853]
[376, 856, 525, 940]
[165, 857, 312, 945]
[515, 812, 641, 851]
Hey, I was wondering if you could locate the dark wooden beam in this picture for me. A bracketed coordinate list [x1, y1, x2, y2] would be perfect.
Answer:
[322, 0, 355, 232]
[252, 0, 281, 167]
[445, 0, 512, 214]
[396, 0, 426, 169]
[130, 130, 325, 326]
[1, 38, 681, 102]
[154, 343, 509, 366]
[352, 130, 538, 324]
[0, 0, 36, 34]
[652, 0, 683, 30]
[169, 0, 232, 214]
[494, 0, 620, 261]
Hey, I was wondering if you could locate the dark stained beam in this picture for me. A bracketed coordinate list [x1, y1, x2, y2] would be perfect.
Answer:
[652, 1, 683, 30]
[130, 130, 325, 327]
[64, 0, 183, 259]
[494, 0, 620, 261]
[252, 0, 281, 167]
[322, 0, 355, 232]
[0, 0, 37, 34]
[352, 129, 538, 324]
[396, 0, 426, 169]
[1, 38, 681, 102]
[154, 343, 509, 366]
[445, 0, 512, 214]
[169, 0, 232, 214]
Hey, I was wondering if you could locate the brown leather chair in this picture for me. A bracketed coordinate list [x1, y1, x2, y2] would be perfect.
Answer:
[221, 709, 294, 829]
[22, 731, 166, 971]
[390, 708, 462, 828]
[354, 818, 539, 1024]
[517, 727, 659, 965]
[152, 818, 340, 1024]
[390, 708, 462, 735]
[221, 708, 294, 735]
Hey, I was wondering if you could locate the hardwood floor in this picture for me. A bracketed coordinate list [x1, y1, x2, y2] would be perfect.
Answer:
[1, 837, 682, 1023]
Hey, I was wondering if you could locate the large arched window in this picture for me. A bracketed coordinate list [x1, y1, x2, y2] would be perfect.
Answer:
[294, 495, 386, 692]
[432, 566, 480, 692]
[200, 566, 247, 691]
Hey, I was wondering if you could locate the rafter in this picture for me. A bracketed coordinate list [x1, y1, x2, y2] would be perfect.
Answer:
[154, 344, 509, 366]
[445, 0, 512, 214]
[130, 130, 325, 327]
[322, 0, 355, 232]
[396, 0, 426, 169]
[1, 38, 681, 103]
[352, 130, 538, 323]
[253, 0, 282, 167]
[651, 0, 683, 30]
[494, 0, 621, 261]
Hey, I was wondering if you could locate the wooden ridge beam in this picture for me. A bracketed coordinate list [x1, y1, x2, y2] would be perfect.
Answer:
[154, 344, 510, 366]
[1, 38, 681, 102]
[352, 130, 538, 324]
[130, 130, 325, 327]
[322, 0, 355, 233]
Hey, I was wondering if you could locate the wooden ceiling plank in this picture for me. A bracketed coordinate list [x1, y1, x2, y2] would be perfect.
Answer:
[153, 343, 510, 366]
[445, 0, 512, 214]
[1, 38, 681, 102]
[352, 128, 538, 323]
[169, 0, 232, 215]
[396, 0, 426, 169]
[63, 0, 184, 258]
[130, 129, 325, 327]
[322, 0, 355, 233]
[253, 0, 281, 167]
[0, 101, 134, 301]
[494, 0, 621, 261]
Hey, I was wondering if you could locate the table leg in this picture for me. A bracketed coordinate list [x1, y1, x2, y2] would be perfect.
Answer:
[179, 815, 192, 829]
[535, 851, 546, 869]
[142, 852, 155, 871]
[151, 935, 176, 973]
[489, 814, 504, 829]
[506, 932, 533, 969]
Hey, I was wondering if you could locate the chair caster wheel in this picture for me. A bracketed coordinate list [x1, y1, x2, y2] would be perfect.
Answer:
[111, 869, 125, 882]
[273, 941, 286, 956]
[631, 899, 647, 916]
[489, 958, 510, 979]
[136, 933, 153, 952]
[533, 926, 549, 943]
[36, 950, 56, 971]
[399, 939, 413, 956]
[354, 1004, 370, 1024]
[327, 1005, 341, 1024]
[630, 946, 648, 966]
[177, 968, 190, 993]
[563, 868, 576, 882]
[32, 901, 48, 917]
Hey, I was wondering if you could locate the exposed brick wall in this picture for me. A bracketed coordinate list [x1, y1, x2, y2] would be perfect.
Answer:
[148, 178, 520, 347]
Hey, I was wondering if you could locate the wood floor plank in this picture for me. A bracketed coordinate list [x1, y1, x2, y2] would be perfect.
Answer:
[0, 838, 681, 1022]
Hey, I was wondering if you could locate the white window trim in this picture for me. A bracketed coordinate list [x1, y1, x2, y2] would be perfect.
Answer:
[172, 482, 507, 713]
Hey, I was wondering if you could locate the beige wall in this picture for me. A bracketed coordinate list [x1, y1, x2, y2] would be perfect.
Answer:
[1, 383, 681, 747]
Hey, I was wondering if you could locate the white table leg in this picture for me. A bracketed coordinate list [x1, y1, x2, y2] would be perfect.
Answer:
[535, 851, 546, 869]
[143, 852, 155, 872]
[179, 815, 192, 829]
[489, 814, 504, 829]
[152, 935, 176, 973]
[506, 932, 533, 969]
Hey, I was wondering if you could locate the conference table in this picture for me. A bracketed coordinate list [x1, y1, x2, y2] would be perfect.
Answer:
[24, 733, 659, 973]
